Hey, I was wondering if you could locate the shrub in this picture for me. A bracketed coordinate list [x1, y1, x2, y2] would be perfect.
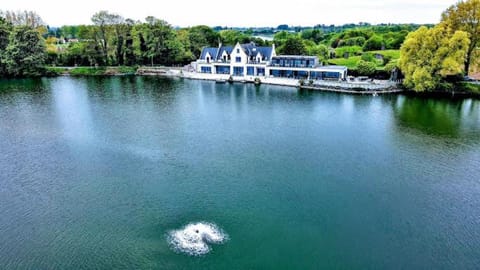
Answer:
[357, 60, 377, 76]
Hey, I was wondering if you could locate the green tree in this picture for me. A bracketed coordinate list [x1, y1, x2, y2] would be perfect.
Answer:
[399, 25, 470, 91]
[2, 25, 46, 77]
[0, 17, 12, 75]
[357, 60, 376, 76]
[91, 11, 118, 65]
[187, 25, 220, 58]
[441, 0, 480, 74]
[363, 35, 384, 51]
[282, 36, 307, 55]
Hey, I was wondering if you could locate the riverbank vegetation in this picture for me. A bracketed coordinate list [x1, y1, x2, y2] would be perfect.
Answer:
[0, 0, 479, 94]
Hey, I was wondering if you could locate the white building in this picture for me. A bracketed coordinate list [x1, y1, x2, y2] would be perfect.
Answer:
[196, 42, 348, 80]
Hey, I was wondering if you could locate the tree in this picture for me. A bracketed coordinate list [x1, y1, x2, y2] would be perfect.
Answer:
[187, 25, 220, 58]
[91, 11, 118, 65]
[2, 25, 46, 77]
[363, 35, 384, 51]
[441, 0, 480, 74]
[357, 60, 376, 76]
[399, 25, 470, 91]
[282, 36, 307, 55]
[0, 17, 12, 75]
[3, 10, 44, 28]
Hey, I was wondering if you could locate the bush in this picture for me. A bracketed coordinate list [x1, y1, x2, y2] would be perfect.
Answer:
[361, 53, 375, 62]
[363, 35, 384, 51]
[334, 46, 363, 58]
[357, 60, 377, 76]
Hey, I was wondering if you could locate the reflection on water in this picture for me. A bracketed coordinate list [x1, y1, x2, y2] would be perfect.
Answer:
[393, 95, 480, 138]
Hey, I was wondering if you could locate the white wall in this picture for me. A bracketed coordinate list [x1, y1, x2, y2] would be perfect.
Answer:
[229, 43, 248, 75]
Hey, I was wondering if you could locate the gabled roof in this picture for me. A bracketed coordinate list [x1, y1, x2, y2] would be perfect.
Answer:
[216, 46, 233, 60]
[200, 47, 218, 60]
[240, 42, 273, 60]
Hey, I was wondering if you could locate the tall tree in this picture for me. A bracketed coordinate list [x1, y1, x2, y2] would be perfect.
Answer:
[2, 25, 46, 77]
[399, 25, 470, 91]
[442, 0, 480, 74]
[91, 11, 119, 65]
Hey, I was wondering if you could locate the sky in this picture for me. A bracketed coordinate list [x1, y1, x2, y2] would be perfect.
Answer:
[1, 0, 458, 27]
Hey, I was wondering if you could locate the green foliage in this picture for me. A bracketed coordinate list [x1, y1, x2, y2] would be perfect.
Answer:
[334, 46, 363, 58]
[356, 60, 377, 76]
[361, 52, 375, 62]
[399, 25, 470, 92]
[441, 0, 480, 74]
[2, 25, 45, 77]
[306, 43, 329, 63]
[188, 25, 220, 58]
[220, 30, 250, 45]
[363, 35, 384, 51]
[456, 82, 480, 94]
[281, 36, 307, 55]
[338, 37, 366, 47]
[69, 67, 106, 76]
[300, 29, 324, 43]
[384, 60, 398, 73]
[328, 56, 362, 68]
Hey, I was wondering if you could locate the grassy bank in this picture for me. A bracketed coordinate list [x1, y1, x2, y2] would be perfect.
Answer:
[45, 66, 138, 76]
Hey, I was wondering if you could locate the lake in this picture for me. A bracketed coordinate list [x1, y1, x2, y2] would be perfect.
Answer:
[1, 76, 480, 269]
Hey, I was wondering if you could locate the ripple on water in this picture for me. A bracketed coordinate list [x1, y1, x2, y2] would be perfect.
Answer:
[167, 222, 228, 256]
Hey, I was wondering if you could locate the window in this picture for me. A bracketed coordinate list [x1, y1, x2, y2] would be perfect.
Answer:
[236, 48, 240, 53]
[201, 66, 211, 73]
[235, 57, 241, 63]
[233, 67, 244, 76]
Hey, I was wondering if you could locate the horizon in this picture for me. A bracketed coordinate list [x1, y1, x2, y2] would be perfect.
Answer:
[1, 0, 457, 28]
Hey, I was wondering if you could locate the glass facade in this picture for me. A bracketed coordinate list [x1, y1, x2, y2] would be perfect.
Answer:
[269, 69, 308, 79]
[200, 66, 212, 73]
[233, 67, 244, 76]
[270, 56, 316, 68]
[215, 66, 230, 74]
[257, 68, 265, 76]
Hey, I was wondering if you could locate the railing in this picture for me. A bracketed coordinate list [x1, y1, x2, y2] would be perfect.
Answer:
[197, 60, 231, 64]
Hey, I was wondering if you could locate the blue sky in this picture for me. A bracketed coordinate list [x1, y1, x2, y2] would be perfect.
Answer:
[2, 0, 457, 27]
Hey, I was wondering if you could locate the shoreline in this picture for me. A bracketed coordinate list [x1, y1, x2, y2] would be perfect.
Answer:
[138, 67, 404, 95]
[36, 66, 480, 98]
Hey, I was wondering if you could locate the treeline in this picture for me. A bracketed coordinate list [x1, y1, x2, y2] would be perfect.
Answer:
[44, 11, 270, 67]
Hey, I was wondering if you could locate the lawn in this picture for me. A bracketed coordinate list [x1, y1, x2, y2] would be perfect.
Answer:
[328, 56, 362, 69]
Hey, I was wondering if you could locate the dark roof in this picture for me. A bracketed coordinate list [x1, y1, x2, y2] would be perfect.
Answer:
[200, 47, 218, 60]
[241, 43, 273, 60]
[216, 46, 233, 61]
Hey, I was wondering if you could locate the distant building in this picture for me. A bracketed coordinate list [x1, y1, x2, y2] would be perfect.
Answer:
[196, 42, 347, 80]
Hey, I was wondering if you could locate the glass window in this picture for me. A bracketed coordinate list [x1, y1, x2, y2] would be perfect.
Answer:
[235, 57, 241, 63]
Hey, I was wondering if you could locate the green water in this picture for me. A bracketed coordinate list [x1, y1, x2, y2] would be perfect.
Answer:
[1, 76, 479, 269]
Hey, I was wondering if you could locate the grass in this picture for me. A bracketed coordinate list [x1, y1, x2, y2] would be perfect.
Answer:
[69, 67, 107, 76]
[370, 50, 401, 60]
[44, 66, 139, 76]
[329, 49, 401, 72]
[328, 56, 362, 69]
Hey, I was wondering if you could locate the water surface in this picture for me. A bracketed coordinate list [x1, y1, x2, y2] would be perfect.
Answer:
[1, 77, 479, 269]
